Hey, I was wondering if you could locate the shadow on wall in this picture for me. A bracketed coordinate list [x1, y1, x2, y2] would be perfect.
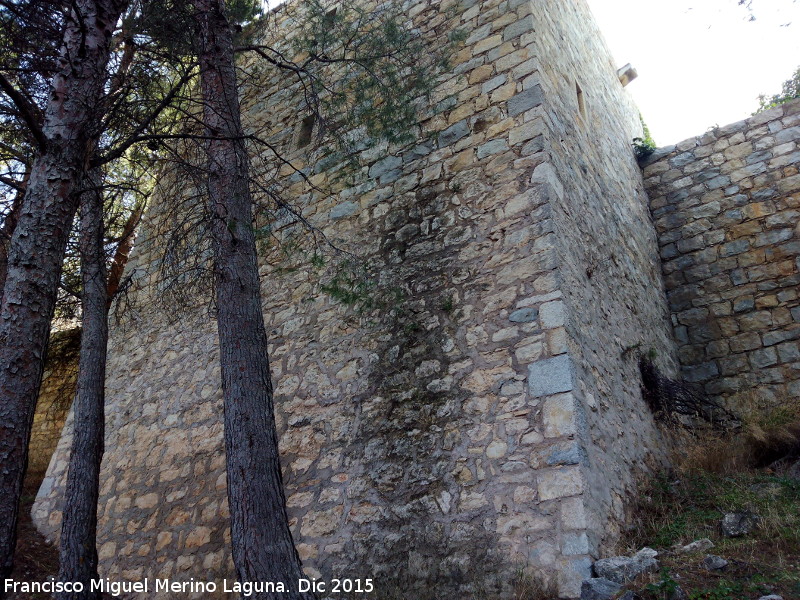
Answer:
[29, 328, 81, 475]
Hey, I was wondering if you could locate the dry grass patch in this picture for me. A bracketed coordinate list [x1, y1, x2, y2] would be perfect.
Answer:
[620, 397, 800, 600]
[509, 569, 558, 600]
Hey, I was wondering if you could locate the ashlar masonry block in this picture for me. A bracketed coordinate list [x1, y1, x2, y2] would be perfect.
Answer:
[529, 356, 574, 397]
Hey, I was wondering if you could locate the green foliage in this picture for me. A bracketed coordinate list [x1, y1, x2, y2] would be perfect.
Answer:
[318, 258, 386, 313]
[310, 252, 326, 269]
[755, 65, 800, 113]
[226, 0, 263, 26]
[292, 0, 461, 149]
[644, 569, 679, 599]
[137, 0, 196, 57]
[402, 320, 421, 335]
[440, 295, 454, 313]
[624, 462, 800, 600]
[139, 0, 261, 57]
[314, 256, 410, 322]
[688, 580, 744, 600]
[633, 113, 657, 159]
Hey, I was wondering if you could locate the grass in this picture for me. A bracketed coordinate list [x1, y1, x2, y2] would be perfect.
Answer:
[629, 471, 800, 553]
[617, 396, 800, 600]
[621, 469, 800, 599]
[509, 569, 558, 600]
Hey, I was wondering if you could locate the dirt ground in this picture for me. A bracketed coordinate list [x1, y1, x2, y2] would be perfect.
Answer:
[7, 472, 60, 600]
[6, 473, 121, 600]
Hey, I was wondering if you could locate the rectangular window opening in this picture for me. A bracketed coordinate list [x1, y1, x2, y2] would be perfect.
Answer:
[576, 82, 585, 117]
[324, 7, 338, 25]
[297, 114, 315, 148]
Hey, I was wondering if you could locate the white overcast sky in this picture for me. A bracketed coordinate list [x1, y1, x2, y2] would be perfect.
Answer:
[586, 0, 800, 146]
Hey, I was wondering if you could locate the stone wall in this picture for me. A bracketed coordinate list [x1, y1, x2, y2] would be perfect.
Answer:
[530, 1, 677, 575]
[28, 328, 80, 475]
[34, 1, 673, 598]
[644, 99, 800, 406]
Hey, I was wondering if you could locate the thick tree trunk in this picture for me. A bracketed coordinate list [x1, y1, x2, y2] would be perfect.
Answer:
[0, 0, 127, 581]
[193, 1, 312, 597]
[56, 171, 108, 600]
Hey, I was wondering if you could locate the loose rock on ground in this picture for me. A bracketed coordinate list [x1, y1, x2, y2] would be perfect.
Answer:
[592, 547, 659, 584]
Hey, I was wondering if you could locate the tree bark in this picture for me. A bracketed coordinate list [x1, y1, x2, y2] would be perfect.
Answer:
[0, 177, 27, 298]
[106, 199, 144, 303]
[0, 0, 127, 580]
[56, 171, 108, 600]
[193, 1, 312, 597]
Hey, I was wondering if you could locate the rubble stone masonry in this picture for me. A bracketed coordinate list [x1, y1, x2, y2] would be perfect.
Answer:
[644, 99, 800, 407]
[34, 0, 677, 598]
[28, 329, 80, 474]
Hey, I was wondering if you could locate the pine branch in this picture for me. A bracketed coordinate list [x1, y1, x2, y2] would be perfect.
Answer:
[91, 67, 197, 167]
[0, 72, 46, 152]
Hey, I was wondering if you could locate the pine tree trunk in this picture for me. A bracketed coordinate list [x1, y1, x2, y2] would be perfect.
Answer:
[56, 171, 108, 600]
[0, 0, 127, 580]
[193, 1, 312, 597]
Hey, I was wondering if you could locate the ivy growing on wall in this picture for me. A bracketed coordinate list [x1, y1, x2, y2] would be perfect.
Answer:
[632, 113, 657, 160]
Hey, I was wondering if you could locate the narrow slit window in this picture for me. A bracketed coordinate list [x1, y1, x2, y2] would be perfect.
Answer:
[297, 114, 315, 148]
[576, 82, 585, 117]
[324, 6, 338, 25]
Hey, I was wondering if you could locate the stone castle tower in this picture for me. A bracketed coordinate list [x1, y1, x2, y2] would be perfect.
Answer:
[32, 0, 800, 597]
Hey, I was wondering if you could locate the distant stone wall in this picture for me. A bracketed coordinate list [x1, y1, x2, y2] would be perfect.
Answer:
[644, 99, 800, 405]
[28, 328, 79, 475]
[34, 1, 672, 598]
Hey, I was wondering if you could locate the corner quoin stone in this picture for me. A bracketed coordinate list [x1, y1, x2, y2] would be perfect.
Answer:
[528, 354, 574, 397]
[507, 84, 544, 117]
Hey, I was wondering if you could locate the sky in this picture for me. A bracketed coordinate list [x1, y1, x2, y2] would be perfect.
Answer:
[586, 0, 800, 146]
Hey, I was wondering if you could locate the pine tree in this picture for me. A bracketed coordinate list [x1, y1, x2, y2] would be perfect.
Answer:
[182, 1, 454, 594]
[0, 0, 129, 579]
[56, 171, 109, 600]
[192, 1, 314, 595]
